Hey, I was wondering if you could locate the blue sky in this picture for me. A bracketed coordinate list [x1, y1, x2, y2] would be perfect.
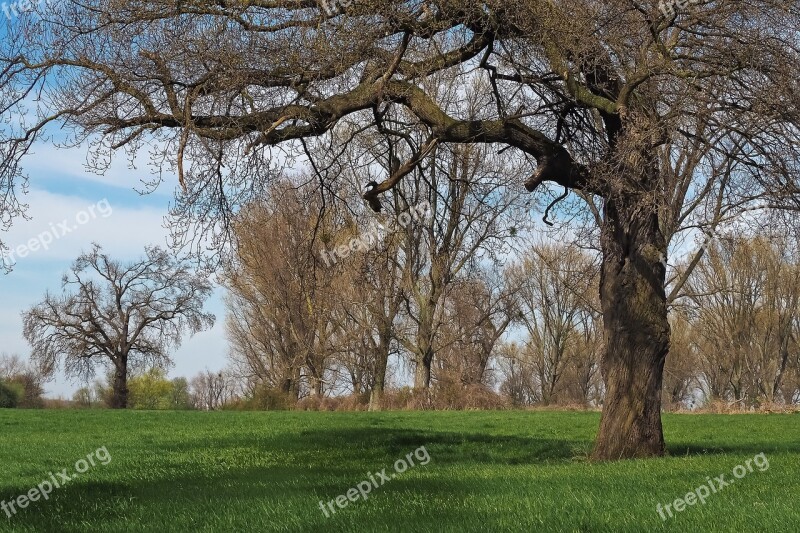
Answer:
[0, 139, 229, 399]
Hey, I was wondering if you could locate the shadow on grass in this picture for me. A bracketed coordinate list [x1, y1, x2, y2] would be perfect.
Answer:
[3, 421, 797, 532]
[171, 426, 590, 465]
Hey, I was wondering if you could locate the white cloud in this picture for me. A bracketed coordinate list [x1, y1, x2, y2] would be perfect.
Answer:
[2, 188, 169, 264]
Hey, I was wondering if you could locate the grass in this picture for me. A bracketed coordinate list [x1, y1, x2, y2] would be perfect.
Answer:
[0, 410, 799, 532]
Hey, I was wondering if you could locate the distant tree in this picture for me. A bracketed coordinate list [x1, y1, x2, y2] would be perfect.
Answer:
[190, 370, 235, 411]
[498, 343, 538, 407]
[436, 273, 517, 389]
[0, 381, 20, 408]
[72, 386, 96, 408]
[507, 243, 601, 406]
[683, 236, 800, 406]
[393, 144, 526, 391]
[169, 377, 193, 410]
[0, 353, 26, 378]
[224, 183, 342, 400]
[661, 309, 700, 409]
[22, 245, 215, 409]
[0, 353, 44, 408]
[128, 368, 174, 410]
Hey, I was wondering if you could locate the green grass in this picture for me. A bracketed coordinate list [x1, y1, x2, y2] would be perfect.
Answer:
[1, 410, 799, 532]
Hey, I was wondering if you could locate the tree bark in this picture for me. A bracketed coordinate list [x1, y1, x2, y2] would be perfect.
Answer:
[592, 194, 670, 460]
[414, 349, 433, 389]
[369, 329, 391, 411]
[109, 358, 129, 409]
[280, 366, 302, 401]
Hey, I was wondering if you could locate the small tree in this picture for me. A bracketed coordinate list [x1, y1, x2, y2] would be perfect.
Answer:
[72, 386, 97, 408]
[190, 370, 234, 411]
[0, 381, 20, 408]
[0, 354, 45, 408]
[23, 245, 215, 409]
[169, 377, 193, 410]
[128, 368, 174, 410]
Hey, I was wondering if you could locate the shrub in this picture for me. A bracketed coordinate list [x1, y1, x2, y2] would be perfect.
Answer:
[0, 380, 21, 408]
[228, 386, 295, 411]
[7, 374, 44, 408]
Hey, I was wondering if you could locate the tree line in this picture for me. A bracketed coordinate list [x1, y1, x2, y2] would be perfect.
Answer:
[6, 160, 799, 412]
[222, 180, 800, 411]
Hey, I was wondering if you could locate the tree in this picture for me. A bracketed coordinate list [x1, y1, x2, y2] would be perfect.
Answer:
[128, 368, 174, 410]
[0, 381, 20, 408]
[3, 1, 800, 458]
[392, 143, 525, 390]
[224, 182, 343, 400]
[436, 273, 516, 389]
[0, 353, 45, 408]
[682, 236, 800, 406]
[22, 245, 215, 409]
[503, 243, 602, 406]
[332, 230, 405, 410]
[169, 377, 193, 410]
[661, 309, 699, 410]
[190, 369, 235, 411]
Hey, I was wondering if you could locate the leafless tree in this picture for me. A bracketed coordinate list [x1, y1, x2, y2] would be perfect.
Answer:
[224, 182, 343, 399]
[682, 235, 800, 406]
[22, 245, 215, 408]
[436, 272, 516, 389]
[504, 243, 601, 405]
[393, 143, 527, 390]
[190, 369, 235, 411]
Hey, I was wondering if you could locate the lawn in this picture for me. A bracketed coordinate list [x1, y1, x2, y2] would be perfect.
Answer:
[0, 410, 798, 532]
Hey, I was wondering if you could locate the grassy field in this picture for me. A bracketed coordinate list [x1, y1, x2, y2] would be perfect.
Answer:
[0, 410, 798, 532]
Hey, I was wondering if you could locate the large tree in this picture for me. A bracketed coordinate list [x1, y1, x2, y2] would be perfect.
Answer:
[224, 182, 343, 399]
[22, 245, 215, 408]
[508, 243, 601, 406]
[2, 1, 800, 457]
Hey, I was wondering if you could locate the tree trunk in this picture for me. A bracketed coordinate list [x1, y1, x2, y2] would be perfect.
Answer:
[280, 366, 302, 401]
[369, 331, 391, 411]
[592, 194, 670, 460]
[109, 358, 129, 409]
[414, 349, 433, 389]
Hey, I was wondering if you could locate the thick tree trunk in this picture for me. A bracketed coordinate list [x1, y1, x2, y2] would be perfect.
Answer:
[413, 286, 438, 391]
[280, 367, 303, 401]
[592, 195, 670, 460]
[369, 331, 391, 411]
[414, 350, 433, 389]
[109, 359, 128, 409]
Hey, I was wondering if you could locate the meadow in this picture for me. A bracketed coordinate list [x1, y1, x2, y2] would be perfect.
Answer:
[1, 410, 798, 532]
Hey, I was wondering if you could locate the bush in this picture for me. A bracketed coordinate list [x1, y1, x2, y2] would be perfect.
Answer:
[7, 374, 44, 408]
[228, 386, 295, 411]
[296, 393, 369, 411]
[0, 380, 21, 408]
[380, 384, 509, 410]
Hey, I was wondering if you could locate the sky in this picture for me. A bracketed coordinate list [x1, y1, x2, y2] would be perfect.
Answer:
[0, 139, 229, 399]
